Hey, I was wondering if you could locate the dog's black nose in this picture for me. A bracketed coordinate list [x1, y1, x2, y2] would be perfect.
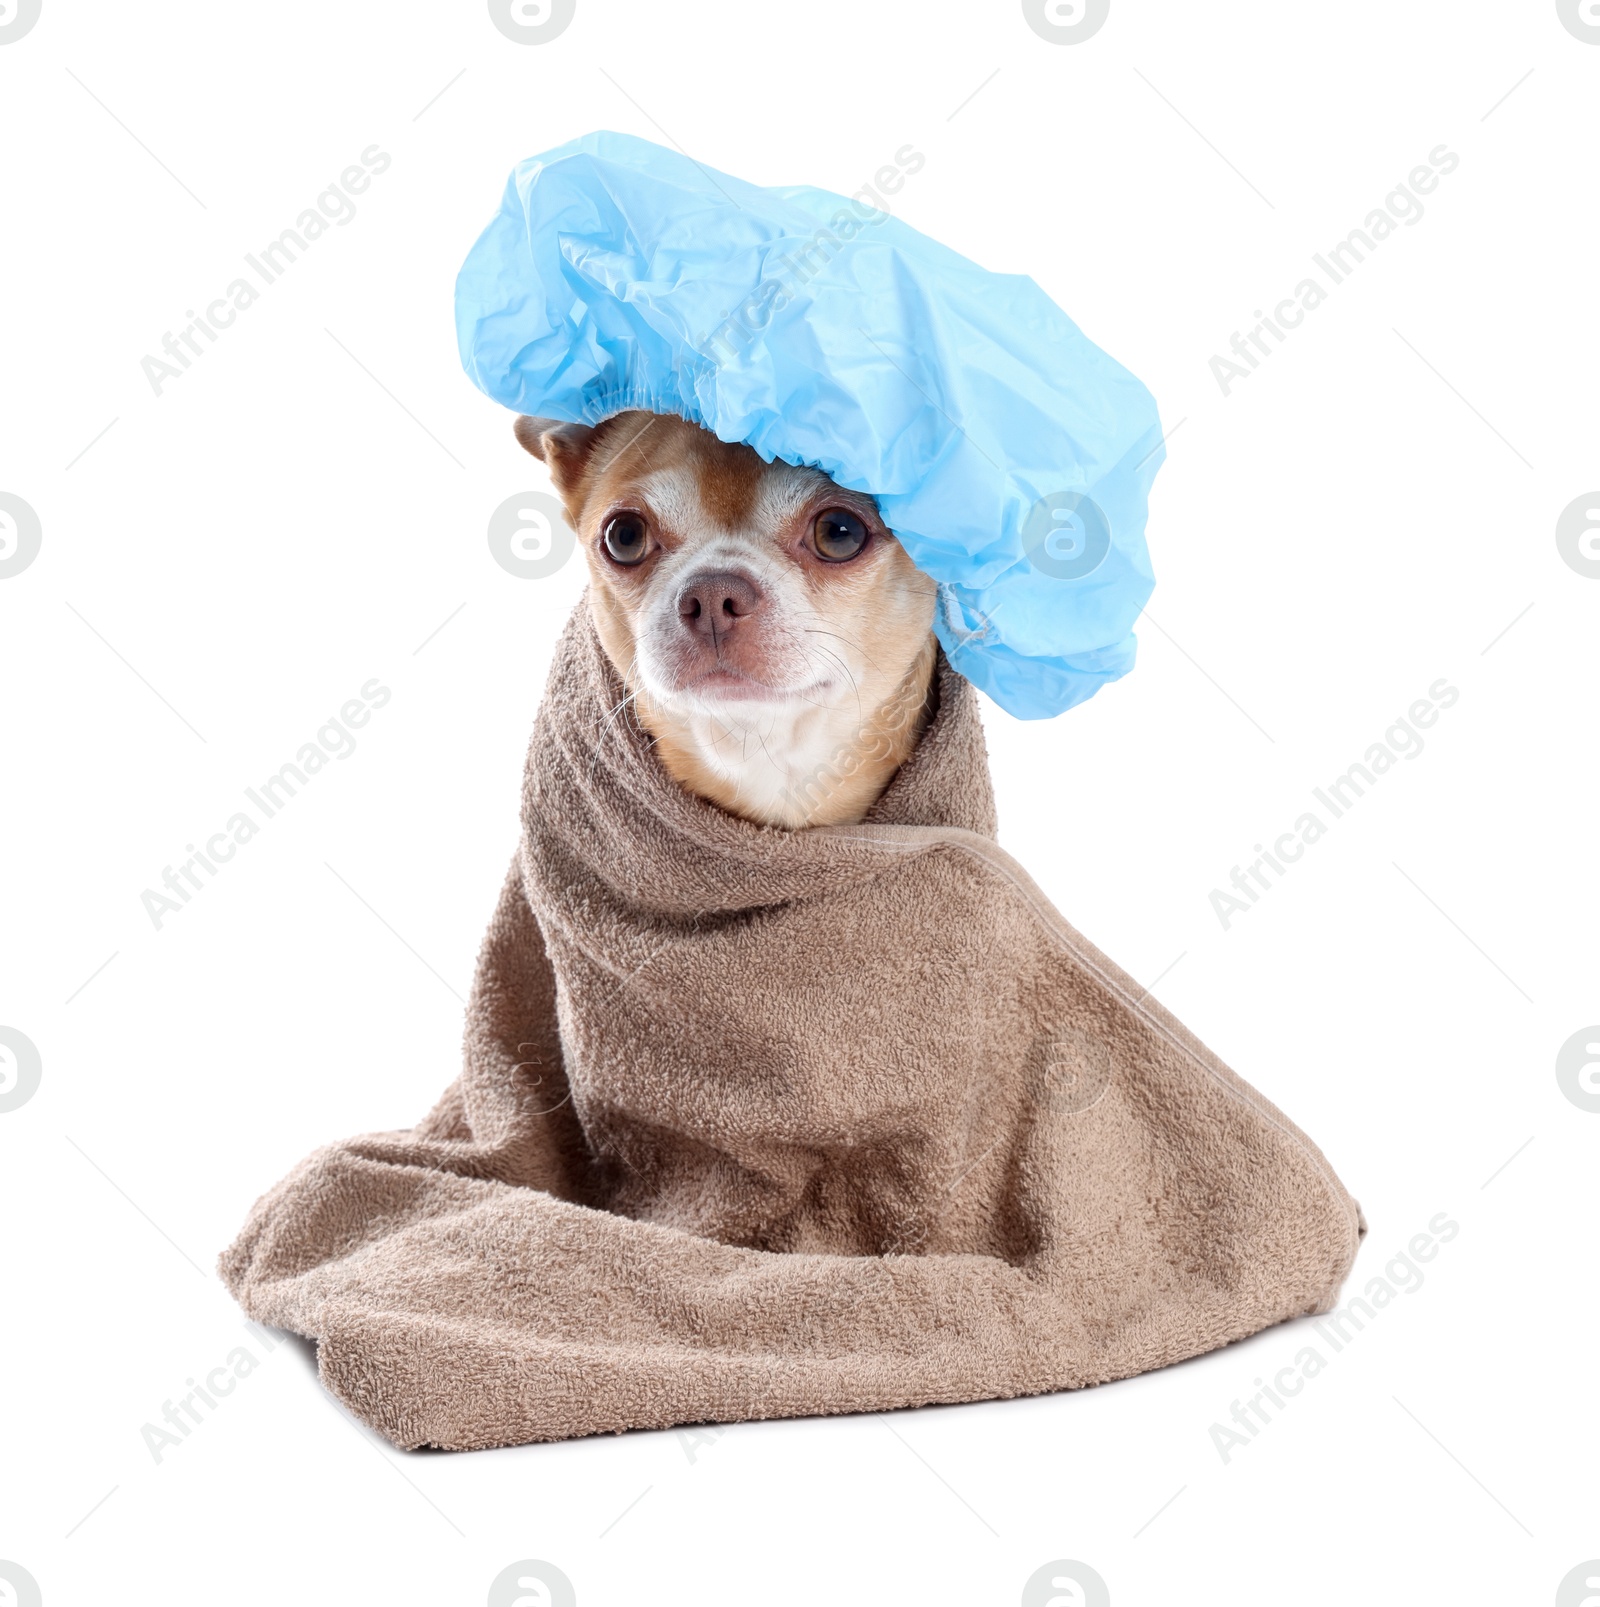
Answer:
[677, 569, 764, 637]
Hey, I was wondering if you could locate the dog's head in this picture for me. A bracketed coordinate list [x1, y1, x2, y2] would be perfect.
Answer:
[515, 410, 937, 824]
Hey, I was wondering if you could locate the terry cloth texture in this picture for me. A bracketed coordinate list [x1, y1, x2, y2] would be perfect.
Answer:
[221, 609, 1362, 1451]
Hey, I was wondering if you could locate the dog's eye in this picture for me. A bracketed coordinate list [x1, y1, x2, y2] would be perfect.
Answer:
[602, 513, 651, 565]
[813, 509, 868, 562]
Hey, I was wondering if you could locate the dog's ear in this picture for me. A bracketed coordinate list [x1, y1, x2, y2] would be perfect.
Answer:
[513, 416, 604, 500]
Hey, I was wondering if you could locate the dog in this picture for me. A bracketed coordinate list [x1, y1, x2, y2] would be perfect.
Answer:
[515, 410, 939, 827]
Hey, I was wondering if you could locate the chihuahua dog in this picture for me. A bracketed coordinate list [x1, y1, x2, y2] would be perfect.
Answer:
[515, 411, 938, 828]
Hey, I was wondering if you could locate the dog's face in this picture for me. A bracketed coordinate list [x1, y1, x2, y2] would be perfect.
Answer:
[516, 411, 937, 827]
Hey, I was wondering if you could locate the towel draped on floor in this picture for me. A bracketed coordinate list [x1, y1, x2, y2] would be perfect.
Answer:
[220, 608, 1361, 1450]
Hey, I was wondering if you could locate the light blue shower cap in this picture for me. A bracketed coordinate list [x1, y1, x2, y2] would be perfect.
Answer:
[455, 130, 1164, 719]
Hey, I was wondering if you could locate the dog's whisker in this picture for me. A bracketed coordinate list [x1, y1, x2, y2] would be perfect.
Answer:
[803, 624, 879, 675]
[590, 649, 650, 785]
[797, 641, 864, 729]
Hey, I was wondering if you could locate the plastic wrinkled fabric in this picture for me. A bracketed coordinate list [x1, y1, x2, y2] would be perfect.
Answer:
[455, 130, 1165, 719]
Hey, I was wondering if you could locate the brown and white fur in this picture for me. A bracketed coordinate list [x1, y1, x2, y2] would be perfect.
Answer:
[515, 410, 938, 828]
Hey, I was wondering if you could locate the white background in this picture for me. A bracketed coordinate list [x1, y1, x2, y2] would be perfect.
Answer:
[2, 1, 1596, 1603]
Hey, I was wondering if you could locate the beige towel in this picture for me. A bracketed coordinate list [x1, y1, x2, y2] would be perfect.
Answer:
[220, 607, 1362, 1450]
